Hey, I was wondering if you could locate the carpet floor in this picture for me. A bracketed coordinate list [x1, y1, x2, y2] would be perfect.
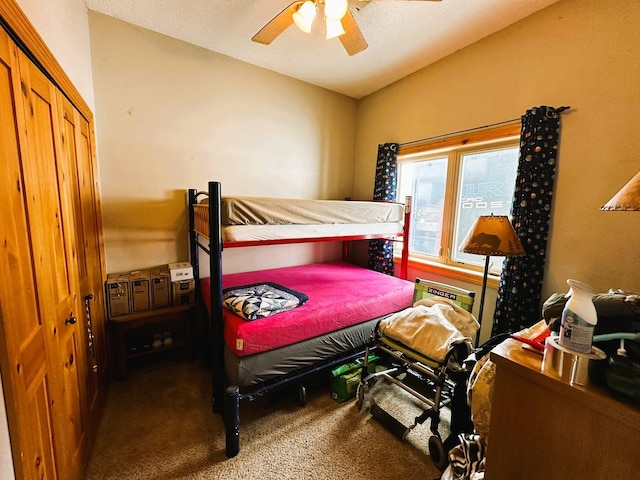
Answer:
[85, 360, 448, 480]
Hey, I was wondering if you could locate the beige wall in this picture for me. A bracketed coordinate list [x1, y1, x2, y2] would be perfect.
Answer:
[88, 12, 357, 274]
[15, 0, 95, 110]
[355, 0, 640, 340]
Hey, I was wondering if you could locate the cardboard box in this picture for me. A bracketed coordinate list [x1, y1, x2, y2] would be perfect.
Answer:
[168, 262, 194, 282]
[106, 273, 131, 317]
[130, 270, 151, 312]
[172, 279, 195, 307]
[150, 266, 171, 309]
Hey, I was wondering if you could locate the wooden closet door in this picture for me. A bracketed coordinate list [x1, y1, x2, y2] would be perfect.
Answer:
[17, 49, 88, 480]
[1, 4, 107, 478]
[0, 32, 57, 480]
[58, 94, 109, 439]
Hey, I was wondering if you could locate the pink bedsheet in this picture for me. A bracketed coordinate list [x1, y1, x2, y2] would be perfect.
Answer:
[201, 261, 414, 356]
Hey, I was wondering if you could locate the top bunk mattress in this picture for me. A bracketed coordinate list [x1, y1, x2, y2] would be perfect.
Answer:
[201, 261, 414, 357]
[193, 196, 405, 242]
[221, 222, 403, 243]
[221, 197, 404, 225]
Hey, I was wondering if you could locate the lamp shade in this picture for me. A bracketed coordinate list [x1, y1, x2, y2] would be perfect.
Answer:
[293, 1, 317, 33]
[601, 170, 640, 211]
[325, 18, 345, 39]
[459, 215, 525, 257]
[324, 0, 349, 20]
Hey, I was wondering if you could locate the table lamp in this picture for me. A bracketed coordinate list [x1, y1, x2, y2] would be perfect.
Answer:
[459, 214, 525, 345]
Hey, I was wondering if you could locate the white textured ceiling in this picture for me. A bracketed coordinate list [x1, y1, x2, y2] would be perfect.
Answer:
[84, 0, 560, 99]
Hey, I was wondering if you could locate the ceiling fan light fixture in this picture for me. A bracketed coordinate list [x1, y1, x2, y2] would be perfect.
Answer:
[293, 1, 317, 33]
[325, 18, 346, 39]
[324, 0, 349, 21]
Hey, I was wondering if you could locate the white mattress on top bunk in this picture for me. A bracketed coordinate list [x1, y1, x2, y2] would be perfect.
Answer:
[195, 195, 405, 242]
[222, 222, 403, 242]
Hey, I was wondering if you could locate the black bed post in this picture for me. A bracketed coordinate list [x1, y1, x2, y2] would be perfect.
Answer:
[225, 386, 240, 457]
[210, 182, 225, 414]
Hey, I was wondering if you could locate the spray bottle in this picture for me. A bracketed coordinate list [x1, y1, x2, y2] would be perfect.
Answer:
[559, 279, 598, 354]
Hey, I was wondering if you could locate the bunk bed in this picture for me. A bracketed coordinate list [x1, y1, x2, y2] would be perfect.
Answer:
[187, 181, 414, 457]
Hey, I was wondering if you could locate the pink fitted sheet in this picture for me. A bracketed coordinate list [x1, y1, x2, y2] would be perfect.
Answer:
[201, 261, 414, 357]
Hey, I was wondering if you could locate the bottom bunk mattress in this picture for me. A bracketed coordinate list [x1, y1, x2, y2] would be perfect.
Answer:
[223, 318, 379, 387]
[200, 261, 415, 384]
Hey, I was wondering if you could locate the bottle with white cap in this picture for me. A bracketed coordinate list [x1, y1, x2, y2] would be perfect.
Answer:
[559, 279, 598, 354]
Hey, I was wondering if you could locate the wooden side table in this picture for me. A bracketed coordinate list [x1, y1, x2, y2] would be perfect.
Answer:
[485, 338, 640, 480]
[109, 304, 195, 380]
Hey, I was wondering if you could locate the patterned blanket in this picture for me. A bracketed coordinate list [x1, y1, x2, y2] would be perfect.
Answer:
[222, 282, 309, 321]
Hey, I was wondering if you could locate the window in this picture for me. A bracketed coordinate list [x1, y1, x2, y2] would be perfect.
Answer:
[397, 124, 521, 276]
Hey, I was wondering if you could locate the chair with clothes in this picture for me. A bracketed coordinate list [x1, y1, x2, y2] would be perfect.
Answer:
[357, 278, 479, 471]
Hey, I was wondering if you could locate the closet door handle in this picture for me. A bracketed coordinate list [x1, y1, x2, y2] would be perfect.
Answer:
[65, 316, 77, 325]
[84, 294, 98, 373]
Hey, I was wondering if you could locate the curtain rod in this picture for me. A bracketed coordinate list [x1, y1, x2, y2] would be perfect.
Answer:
[398, 106, 570, 148]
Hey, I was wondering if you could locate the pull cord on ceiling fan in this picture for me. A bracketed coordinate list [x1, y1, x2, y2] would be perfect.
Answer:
[252, 0, 441, 56]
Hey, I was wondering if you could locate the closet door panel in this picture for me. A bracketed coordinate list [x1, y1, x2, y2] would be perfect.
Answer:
[76, 116, 108, 381]
[18, 49, 87, 480]
[75, 112, 109, 421]
[75, 118, 108, 384]
[59, 95, 107, 439]
[25, 381, 57, 480]
[0, 34, 57, 480]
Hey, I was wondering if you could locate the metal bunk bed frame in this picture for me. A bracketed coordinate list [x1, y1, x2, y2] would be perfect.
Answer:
[188, 181, 412, 457]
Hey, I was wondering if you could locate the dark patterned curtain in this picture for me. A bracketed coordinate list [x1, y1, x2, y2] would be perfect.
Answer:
[367, 143, 399, 275]
[492, 106, 568, 335]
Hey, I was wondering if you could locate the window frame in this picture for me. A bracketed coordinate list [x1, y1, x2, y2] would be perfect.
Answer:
[397, 122, 521, 285]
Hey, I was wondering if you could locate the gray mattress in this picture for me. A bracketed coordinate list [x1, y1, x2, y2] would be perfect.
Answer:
[224, 317, 380, 388]
[221, 196, 404, 225]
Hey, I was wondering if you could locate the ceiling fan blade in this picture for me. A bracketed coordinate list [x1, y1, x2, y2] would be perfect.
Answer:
[252, 2, 302, 45]
[339, 9, 368, 56]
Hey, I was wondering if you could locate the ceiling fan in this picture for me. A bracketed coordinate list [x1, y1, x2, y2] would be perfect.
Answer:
[252, 0, 442, 56]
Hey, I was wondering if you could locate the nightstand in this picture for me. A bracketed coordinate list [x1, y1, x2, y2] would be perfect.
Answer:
[485, 338, 640, 479]
[109, 304, 195, 380]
